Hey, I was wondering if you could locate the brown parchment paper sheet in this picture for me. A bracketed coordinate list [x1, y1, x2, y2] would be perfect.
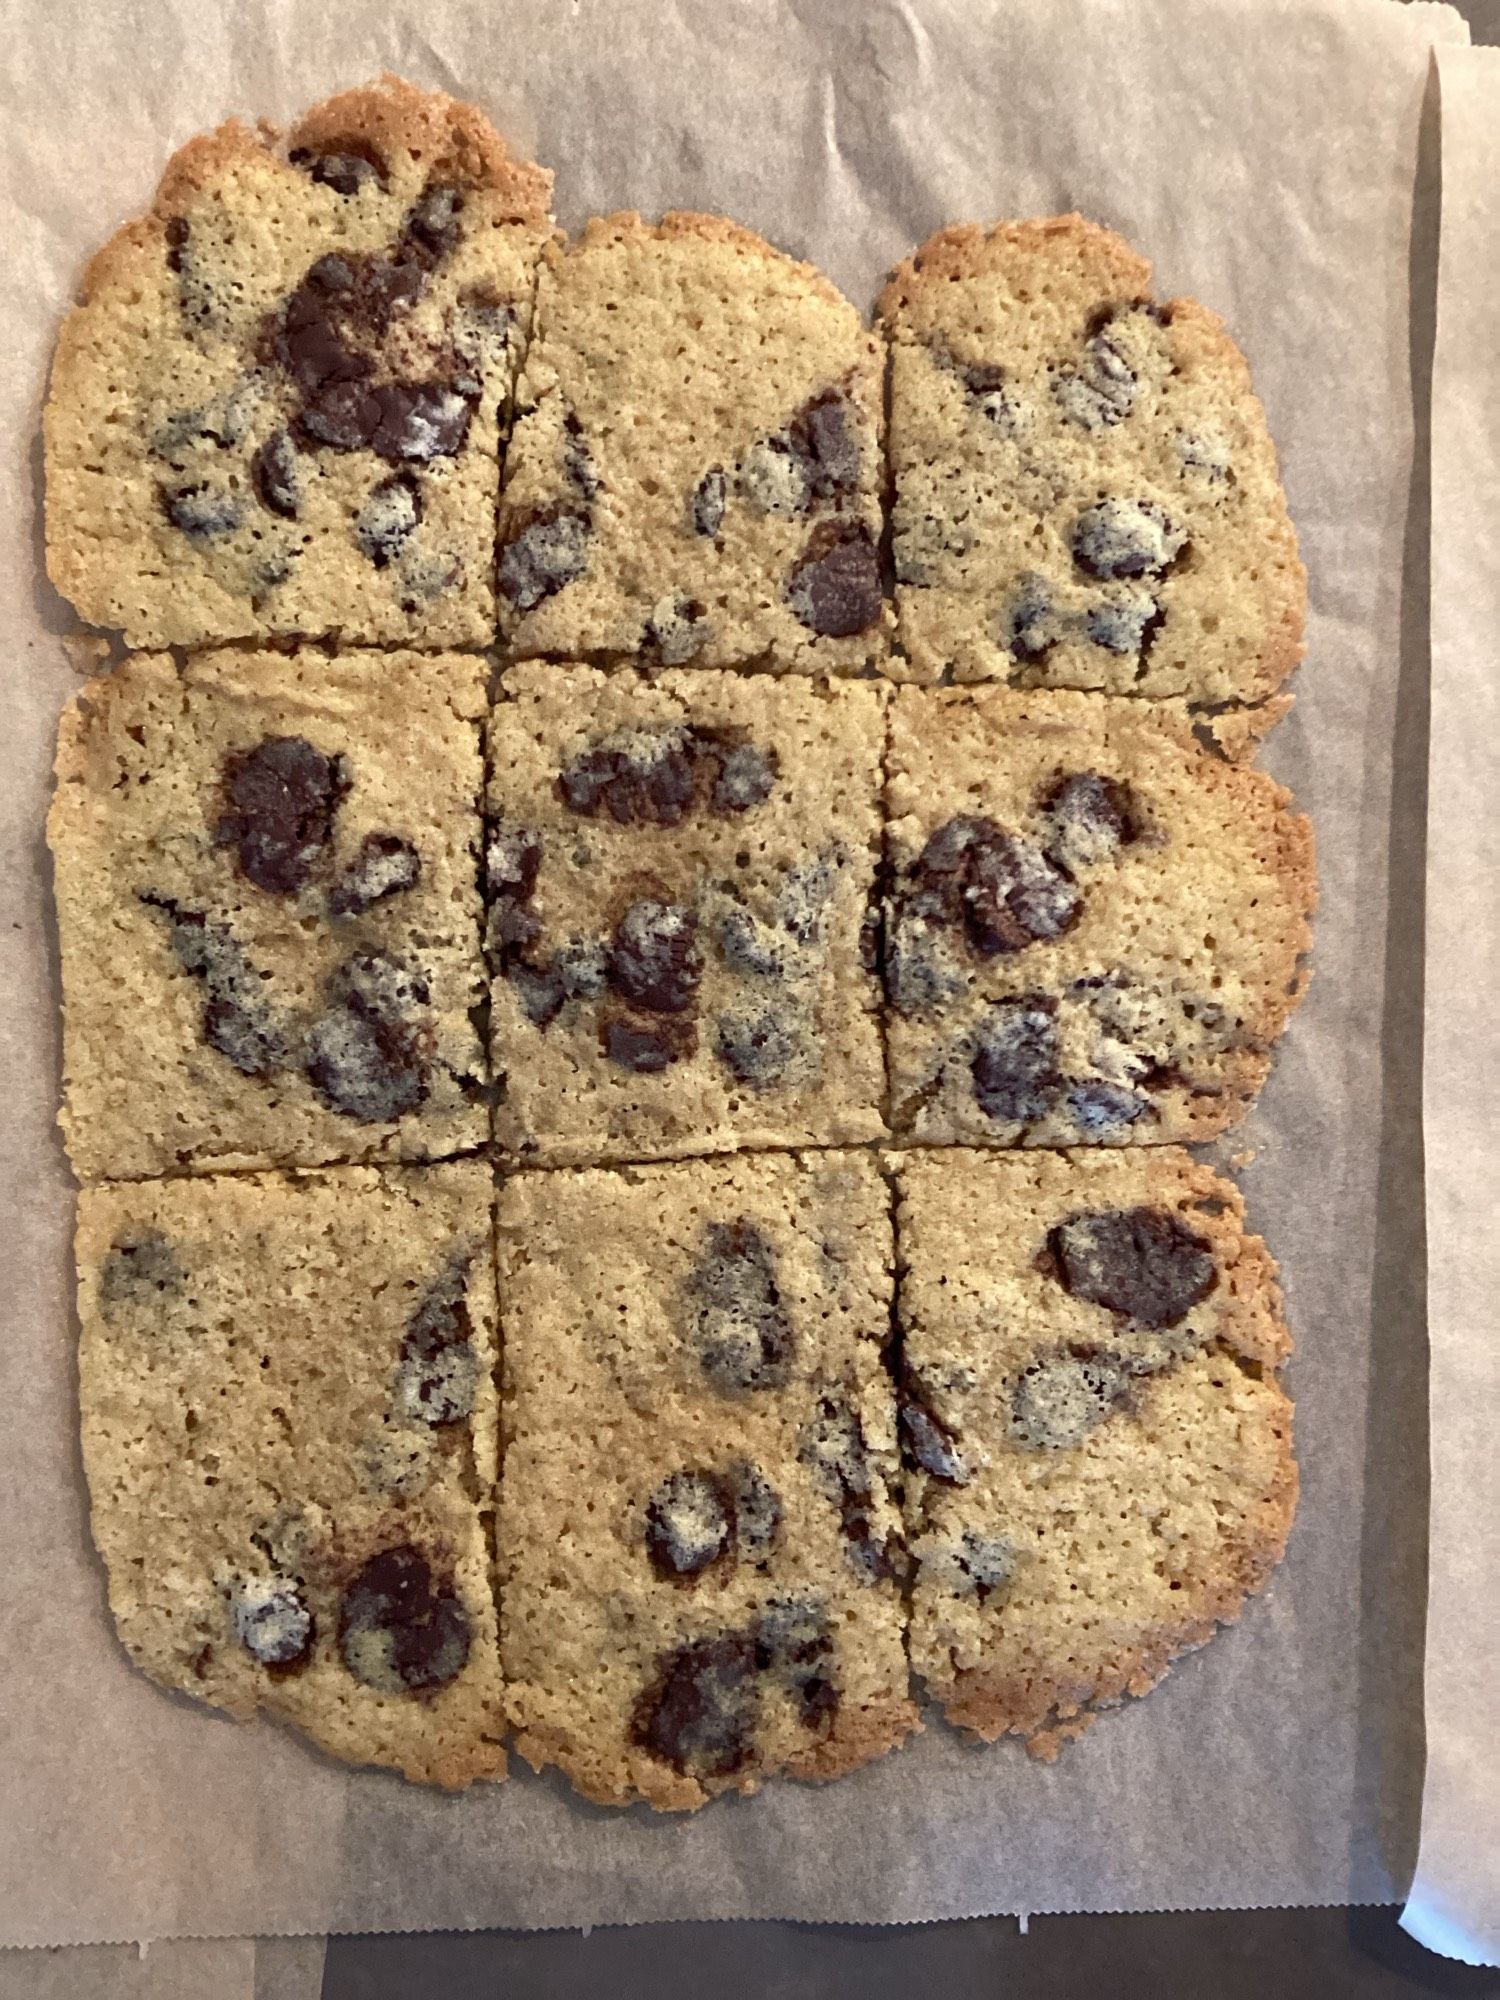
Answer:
[1401, 39, 1500, 1972]
[0, 0, 1468, 1948]
[0, 1939, 324, 2000]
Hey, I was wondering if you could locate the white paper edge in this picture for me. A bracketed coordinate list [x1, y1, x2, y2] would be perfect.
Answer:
[1401, 37, 1500, 1973]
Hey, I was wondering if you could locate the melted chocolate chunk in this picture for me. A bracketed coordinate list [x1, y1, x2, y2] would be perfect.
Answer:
[715, 1006, 800, 1089]
[216, 736, 350, 896]
[971, 995, 1061, 1126]
[160, 481, 243, 540]
[898, 1371, 970, 1483]
[328, 833, 422, 917]
[786, 522, 882, 638]
[1065, 1079, 1151, 1135]
[486, 825, 544, 905]
[251, 430, 302, 520]
[497, 503, 592, 610]
[1039, 771, 1139, 870]
[338, 1545, 471, 1694]
[355, 471, 422, 566]
[401, 184, 464, 266]
[785, 388, 862, 500]
[725, 1462, 781, 1560]
[759, 1597, 839, 1732]
[607, 900, 702, 1014]
[1010, 1347, 1133, 1450]
[601, 1012, 697, 1073]
[231, 1578, 315, 1670]
[139, 893, 289, 1076]
[1045, 1207, 1217, 1329]
[712, 743, 778, 813]
[1071, 499, 1185, 581]
[1007, 574, 1055, 662]
[558, 726, 777, 827]
[304, 948, 431, 1123]
[290, 138, 388, 195]
[509, 961, 568, 1030]
[960, 360, 1025, 435]
[909, 815, 1080, 958]
[645, 1471, 734, 1581]
[690, 467, 727, 538]
[631, 1631, 759, 1779]
[800, 1396, 895, 1585]
[688, 1219, 794, 1395]
[1085, 597, 1159, 655]
[946, 1531, 1017, 1603]
[100, 1230, 181, 1314]
[394, 1254, 478, 1427]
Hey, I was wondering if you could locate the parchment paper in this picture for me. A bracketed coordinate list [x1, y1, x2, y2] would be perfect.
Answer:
[1400, 39, 1500, 1972]
[0, 0, 1469, 1948]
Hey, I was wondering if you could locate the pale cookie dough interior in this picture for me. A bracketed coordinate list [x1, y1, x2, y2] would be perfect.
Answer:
[497, 211, 889, 673]
[893, 1146, 1296, 1758]
[880, 215, 1305, 703]
[45, 75, 552, 650]
[883, 684, 1315, 1149]
[50, 648, 489, 1180]
[496, 1150, 916, 1810]
[77, 1162, 505, 1788]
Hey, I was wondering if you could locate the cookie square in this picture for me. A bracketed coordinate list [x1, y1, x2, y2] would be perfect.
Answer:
[495, 1151, 916, 1810]
[496, 212, 889, 672]
[879, 217, 1305, 701]
[45, 78, 551, 650]
[883, 685, 1315, 1148]
[893, 1147, 1295, 1758]
[77, 1161, 504, 1787]
[51, 648, 489, 1180]
[488, 662, 887, 1164]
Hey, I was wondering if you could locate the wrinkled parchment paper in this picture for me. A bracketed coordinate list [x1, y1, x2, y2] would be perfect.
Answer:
[0, 0, 1471, 1950]
[1399, 40, 1500, 1972]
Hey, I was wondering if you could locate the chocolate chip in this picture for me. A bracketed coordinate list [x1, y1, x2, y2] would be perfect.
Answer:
[643, 1461, 780, 1584]
[716, 1007, 801, 1089]
[971, 995, 1061, 1126]
[689, 1219, 794, 1396]
[1045, 1207, 1217, 1329]
[646, 592, 708, 664]
[497, 504, 591, 611]
[402, 184, 464, 267]
[718, 905, 786, 980]
[486, 825, 543, 905]
[1176, 429, 1231, 481]
[291, 139, 388, 195]
[338, 1545, 471, 1694]
[911, 815, 1081, 957]
[559, 729, 698, 826]
[759, 1597, 839, 1732]
[139, 893, 290, 1077]
[561, 410, 599, 499]
[328, 833, 421, 917]
[712, 743, 778, 814]
[932, 1531, 1017, 1604]
[1084, 597, 1159, 654]
[898, 1371, 970, 1483]
[601, 1013, 697, 1073]
[1072, 499, 1185, 581]
[884, 915, 966, 1018]
[251, 430, 302, 520]
[1052, 310, 1142, 429]
[1007, 574, 1055, 662]
[631, 1631, 759, 1779]
[394, 1254, 478, 1427]
[100, 1230, 181, 1314]
[355, 472, 422, 567]
[1010, 1348, 1133, 1450]
[725, 1462, 781, 1560]
[786, 522, 882, 638]
[160, 481, 243, 540]
[800, 1396, 895, 1584]
[607, 900, 701, 1015]
[785, 388, 862, 500]
[690, 467, 726, 538]
[1039, 771, 1139, 871]
[959, 360, 1026, 436]
[509, 960, 569, 1030]
[216, 736, 350, 895]
[1065, 1079, 1151, 1135]
[645, 1471, 734, 1580]
[231, 1578, 314, 1669]
[372, 381, 476, 463]
[305, 949, 431, 1123]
